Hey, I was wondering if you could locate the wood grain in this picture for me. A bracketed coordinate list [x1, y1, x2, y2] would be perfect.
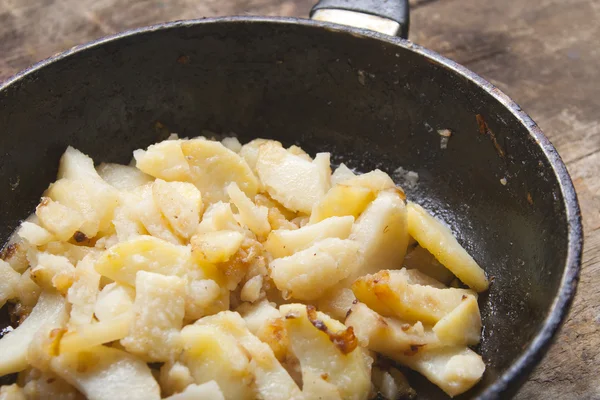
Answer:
[1, 0, 598, 398]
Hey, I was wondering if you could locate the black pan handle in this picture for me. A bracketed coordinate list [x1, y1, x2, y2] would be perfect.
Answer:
[310, 0, 409, 38]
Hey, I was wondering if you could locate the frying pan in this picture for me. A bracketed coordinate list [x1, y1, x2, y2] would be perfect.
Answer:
[0, 0, 583, 399]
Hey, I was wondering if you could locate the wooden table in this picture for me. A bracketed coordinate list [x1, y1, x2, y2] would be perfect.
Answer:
[1, 0, 598, 398]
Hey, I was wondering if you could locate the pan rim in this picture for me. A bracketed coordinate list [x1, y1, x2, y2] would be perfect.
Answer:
[0, 16, 583, 399]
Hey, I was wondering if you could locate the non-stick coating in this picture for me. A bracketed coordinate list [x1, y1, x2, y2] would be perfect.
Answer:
[0, 18, 581, 399]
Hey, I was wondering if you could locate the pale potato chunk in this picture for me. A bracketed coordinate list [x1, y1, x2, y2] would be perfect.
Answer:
[181, 138, 259, 204]
[238, 301, 288, 362]
[184, 279, 229, 321]
[194, 312, 303, 400]
[134, 184, 182, 244]
[17, 222, 54, 246]
[265, 215, 354, 259]
[221, 137, 243, 153]
[134, 140, 191, 181]
[348, 190, 409, 279]
[407, 203, 488, 292]
[256, 142, 328, 214]
[226, 183, 270, 237]
[46, 178, 119, 237]
[164, 381, 225, 400]
[121, 271, 186, 362]
[394, 347, 485, 397]
[191, 230, 245, 264]
[345, 303, 438, 353]
[97, 162, 154, 190]
[239, 139, 281, 177]
[1, 240, 29, 273]
[403, 245, 455, 285]
[57, 147, 102, 182]
[36, 198, 84, 241]
[59, 312, 132, 354]
[0, 384, 26, 400]
[316, 286, 356, 322]
[196, 201, 244, 234]
[313, 152, 332, 191]
[352, 270, 474, 325]
[240, 275, 263, 303]
[302, 370, 342, 400]
[371, 366, 416, 400]
[270, 238, 360, 301]
[159, 362, 194, 397]
[433, 295, 481, 346]
[398, 267, 447, 289]
[31, 253, 76, 295]
[50, 346, 160, 400]
[309, 185, 374, 224]
[180, 324, 255, 400]
[94, 283, 135, 322]
[153, 179, 203, 239]
[15, 269, 41, 311]
[280, 304, 372, 400]
[0, 291, 68, 376]
[94, 236, 203, 286]
[0, 259, 20, 308]
[67, 255, 101, 327]
[42, 241, 100, 266]
[19, 369, 82, 400]
[342, 170, 396, 192]
[331, 163, 356, 186]
[287, 145, 312, 161]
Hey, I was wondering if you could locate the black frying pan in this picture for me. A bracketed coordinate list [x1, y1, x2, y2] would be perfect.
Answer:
[0, 0, 583, 399]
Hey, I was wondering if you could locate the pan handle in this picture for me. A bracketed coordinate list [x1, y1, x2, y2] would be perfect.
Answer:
[310, 0, 409, 38]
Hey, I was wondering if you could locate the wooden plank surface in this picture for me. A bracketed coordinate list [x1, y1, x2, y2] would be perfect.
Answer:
[1, 0, 598, 398]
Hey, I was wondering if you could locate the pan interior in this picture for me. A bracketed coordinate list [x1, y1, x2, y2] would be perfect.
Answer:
[0, 19, 569, 398]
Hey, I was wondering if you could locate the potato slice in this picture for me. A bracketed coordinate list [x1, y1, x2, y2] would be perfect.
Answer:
[287, 145, 312, 161]
[265, 216, 354, 259]
[394, 347, 485, 398]
[30, 253, 76, 295]
[17, 222, 54, 246]
[226, 183, 270, 237]
[348, 190, 408, 280]
[239, 139, 281, 177]
[134, 184, 182, 244]
[46, 178, 119, 237]
[345, 303, 438, 353]
[403, 245, 455, 285]
[238, 300, 289, 362]
[0, 259, 20, 308]
[0, 291, 68, 376]
[280, 304, 372, 400]
[270, 238, 360, 301]
[15, 269, 41, 312]
[67, 255, 101, 327]
[50, 346, 160, 400]
[94, 236, 212, 286]
[121, 271, 186, 361]
[196, 201, 245, 235]
[316, 286, 356, 322]
[164, 381, 225, 400]
[407, 203, 488, 292]
[57, 146, 102, 182]
[159, 362, 194, 397]
[342, 169, 396, 192]
[181, 138, 259, 204]
[36, 198, 84, 242]
[180, 324, 255, 400]
[192, 312, 303, 400]
[191, 230, 245, 264]
[398, 267, 447, 289]
[134, 139, 191, 181]
[352, 270, 474, 325]
[153, 179, 203, 239]
[18, 369, 81, 400]
[222, 137, 242, 153]
[331, 163, 356, 186]
[184, 278, 229, 321]
[240, 275, 264, 303]
[94, 283, 135, 321]
[433, 295, 482, 346]
[97, 162, 154, 190]
[0, 384, 26, 400]
[309, 185, 374, 224]
[59, 312, 132, 354]
[256, 142, 328, 214]
[371, 366, 416, 400]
